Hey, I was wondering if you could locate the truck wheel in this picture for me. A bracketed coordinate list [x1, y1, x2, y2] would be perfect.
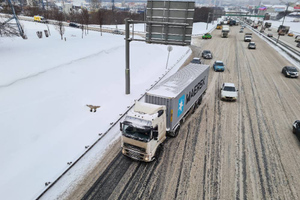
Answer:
[293, 127, 296, 134]
[154, 145, 162, 160]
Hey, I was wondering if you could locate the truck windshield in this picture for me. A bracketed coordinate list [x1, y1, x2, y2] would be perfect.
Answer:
[122, 124, 152, 142]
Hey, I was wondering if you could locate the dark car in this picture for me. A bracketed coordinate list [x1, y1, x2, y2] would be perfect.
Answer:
[113, 29, 123, 35]
[202, 50, 213, 59]
[297, 43, 300, 48]
[190, 57, 202, 64]
[267, 33, 273, 37]
[248, 42, 256, 49]
[282, 66, 299, 78]
[293, 120, 300, 137]
[69, 22, 80, 28]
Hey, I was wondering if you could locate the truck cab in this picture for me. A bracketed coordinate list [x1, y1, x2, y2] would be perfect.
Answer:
[120, 102, 167, 162]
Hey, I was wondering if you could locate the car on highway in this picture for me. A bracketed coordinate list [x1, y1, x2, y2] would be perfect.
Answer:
[202, 50, 213, 59]
[220, 83, 238, 101]
[239, 29, 244, 33]
[282, 66, 299, 78]
[267, 33, 273, 37]
[213, 61, 225, 72]
[69, 22, 80, 28]
[190, 57, 202, 64]
[113, 29, 123, 35]
[244, 35, 252, 42]
[293, 120, 300, 137]
[202, 33, 212, 39]
[288, 32, 294, 37]
[297, 43, 300, 48]
[248, 42, 256, 49]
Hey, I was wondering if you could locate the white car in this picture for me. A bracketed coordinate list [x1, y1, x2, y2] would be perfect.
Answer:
[220, 83, 238, 101]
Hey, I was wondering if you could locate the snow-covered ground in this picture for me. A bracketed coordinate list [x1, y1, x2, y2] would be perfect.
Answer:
[0, 19, 216, 200]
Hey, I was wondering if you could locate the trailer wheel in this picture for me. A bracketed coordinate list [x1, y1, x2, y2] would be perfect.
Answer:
[198, 96, 203, 105]
[172, 125, 180, 137]
[192, 104, 196, 114]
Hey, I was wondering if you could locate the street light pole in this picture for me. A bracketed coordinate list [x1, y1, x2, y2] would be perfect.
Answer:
[206, 12, 211, 30]
[276, 2, 289, 45]
[125, 19, 131, 94]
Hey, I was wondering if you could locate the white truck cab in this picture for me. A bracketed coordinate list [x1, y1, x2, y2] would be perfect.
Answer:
[120, 102, 167, 162]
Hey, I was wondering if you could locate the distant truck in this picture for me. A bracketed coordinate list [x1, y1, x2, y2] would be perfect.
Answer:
[34, 15, 47, 23]
[277, 25, 290, 35]
[120, 64, 210, 162]
[264, 22, 272, 28]
[221, 25, 230, 38]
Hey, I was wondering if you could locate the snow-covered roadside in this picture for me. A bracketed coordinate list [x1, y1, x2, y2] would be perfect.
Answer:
[0, 20, 194, 200]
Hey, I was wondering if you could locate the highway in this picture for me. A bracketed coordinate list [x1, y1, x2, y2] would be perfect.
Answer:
[67, 25, 300, 200]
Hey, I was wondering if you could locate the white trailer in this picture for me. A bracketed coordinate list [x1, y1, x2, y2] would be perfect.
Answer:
[120, 64, 210, 162]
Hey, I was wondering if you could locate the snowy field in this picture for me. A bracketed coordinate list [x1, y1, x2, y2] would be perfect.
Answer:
[0, 19, 217, 200]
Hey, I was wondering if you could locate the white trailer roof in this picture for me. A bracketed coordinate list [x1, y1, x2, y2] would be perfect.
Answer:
[134, 101, 164, 115]
[147, 64, 209, 98]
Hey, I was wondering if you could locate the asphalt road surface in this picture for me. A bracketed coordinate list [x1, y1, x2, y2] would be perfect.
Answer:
[68, 25, 300, 200]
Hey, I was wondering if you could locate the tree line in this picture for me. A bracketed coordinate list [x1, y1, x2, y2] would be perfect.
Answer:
[0, 4, 224, 39]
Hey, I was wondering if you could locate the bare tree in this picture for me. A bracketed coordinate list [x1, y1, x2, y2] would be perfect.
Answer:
[0, 23, 20, 37]
[81, 8, 89, 35]
[97, 9, 104, 36]
[91, 0, 101, 12]
[53, 9, 65, 40]
[79, 9, 85, 38]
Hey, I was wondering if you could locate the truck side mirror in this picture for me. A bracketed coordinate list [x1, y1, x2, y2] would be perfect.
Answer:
[153, 130, 158, 140]
[120, 123, 123, 131]
[157, 110, 164, 117]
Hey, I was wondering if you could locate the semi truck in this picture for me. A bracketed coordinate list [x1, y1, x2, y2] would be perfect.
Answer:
[277, 25, 290, 35]
[221, 25, 230, 38]
[120, 64, 210, 162]
[264, 22, 272, 28]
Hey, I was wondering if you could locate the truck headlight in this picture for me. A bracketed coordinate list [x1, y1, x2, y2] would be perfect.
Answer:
[286, 72, 290, 75]
[144, 155, 151, 161]
[122, 148, 126, 154]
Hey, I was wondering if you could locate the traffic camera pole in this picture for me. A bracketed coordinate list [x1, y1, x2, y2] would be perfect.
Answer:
[125, 18, 131, 94]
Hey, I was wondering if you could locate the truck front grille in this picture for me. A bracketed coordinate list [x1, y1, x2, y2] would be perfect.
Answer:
[124, 143, 146, 153]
